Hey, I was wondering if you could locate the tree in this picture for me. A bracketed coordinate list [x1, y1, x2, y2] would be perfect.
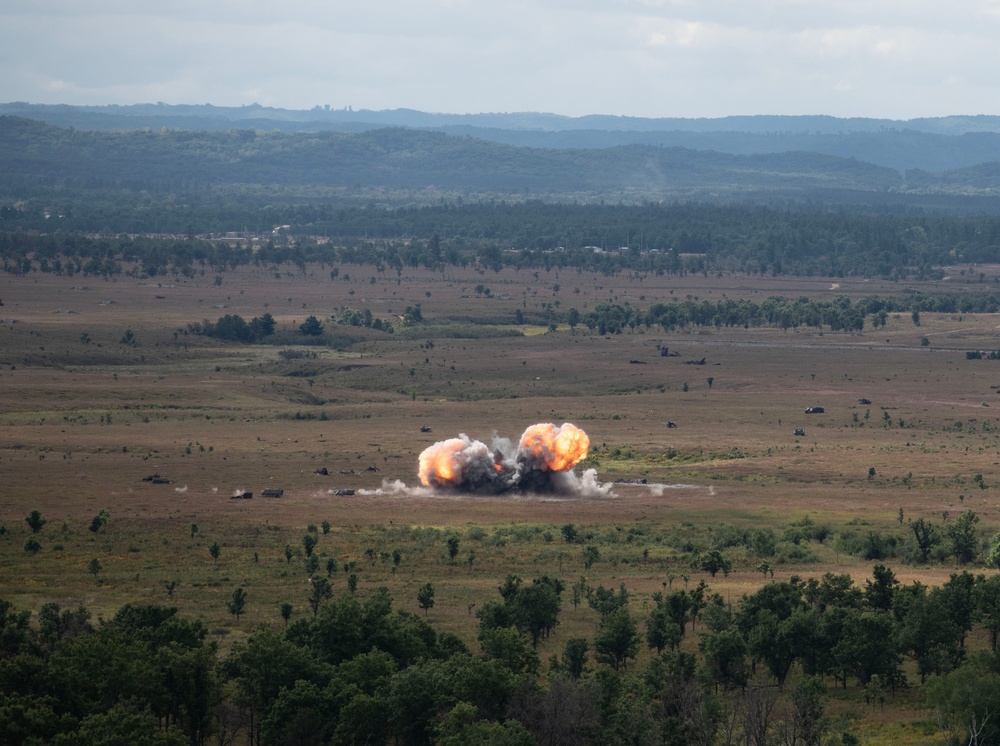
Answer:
[260, 678, 340, 746]
[478, 625, 540, 675]
[594, 607, 640, 671]
[417, 583, 435, 615]
[778, 675, 827, 746]
[587, 583, 629, 619]
[561, 523, 578, 543]
[437, 702, 535, 746]
[304, 555, 320, 576]
[975, 575, 1000, 651]
[249, 312, 276, 338]
[24, 536, 41, 554]
[910, 517, 940, 563]
[948, 510, 980, 564]
[209, 313, 251, 341]
[940, 571, 977, 647]
[741, 684, 782, 746]
[280, 602, 293, 627]
[700, 627, 750, 690]
[699, 549, 732, 577]
[897, 585, 963, 683]
[302, 533, 318, 558]
[864, 564, 898, 611]
[738, 582, 814, 686]
[446, 536, 460, 562]
[646, 590, 690, 653]
[646, 650, 721, 746]
[88, 558, 102, 579]
[566, 307, 581, 330]
[563, 637, 589, 679]
[164, 580, 178, 599]
[89, 509, 110, 533]
[832, 609, 904, 689]
[507, 577, 563, 647]
[298, 315, 324, 336]
[209, 542, 221, 565]
[987, 531, 1000, 569]
[308, 577, 333, 616]
[227, 626, 322, 746]
[927, 654, 1000, 746]
[689, 579, 709, 631]
[25, 510, 46, 534]
[229, 587, 247, 621]
[646, 603, 682, 654]
[53, 702, 188, 746]
[582, 545, 600, 569]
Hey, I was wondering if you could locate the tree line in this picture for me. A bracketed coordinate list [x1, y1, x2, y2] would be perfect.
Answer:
[4, 204, 1000, 281]
[573, 292, 990, 335]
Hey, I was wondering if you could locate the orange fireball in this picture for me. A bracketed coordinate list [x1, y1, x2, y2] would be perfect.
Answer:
[418, 438, 468, 487]
[519, 422, 590, 472]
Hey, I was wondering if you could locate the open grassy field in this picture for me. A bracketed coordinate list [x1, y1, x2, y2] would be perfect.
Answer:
[3, 261, 1000, 742]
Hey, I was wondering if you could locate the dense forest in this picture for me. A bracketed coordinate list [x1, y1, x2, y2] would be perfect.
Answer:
[4, 199, 1000, 280]
[4, 563, 1000, 746]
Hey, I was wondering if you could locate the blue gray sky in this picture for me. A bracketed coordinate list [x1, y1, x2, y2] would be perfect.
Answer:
[3, 0, 1000, 119]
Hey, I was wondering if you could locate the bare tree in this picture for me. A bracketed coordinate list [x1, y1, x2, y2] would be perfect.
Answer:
[741, 684, 781, 746]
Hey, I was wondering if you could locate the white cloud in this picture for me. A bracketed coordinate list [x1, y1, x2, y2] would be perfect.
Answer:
[1, 0, 1000, 117]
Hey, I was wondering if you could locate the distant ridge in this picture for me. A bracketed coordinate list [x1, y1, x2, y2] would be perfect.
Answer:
[4, 101, 1000, 135]
[3, 102, 1000, 174]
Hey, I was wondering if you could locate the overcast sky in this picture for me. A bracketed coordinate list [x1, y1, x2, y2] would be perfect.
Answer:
[3, 0, 1000, 119]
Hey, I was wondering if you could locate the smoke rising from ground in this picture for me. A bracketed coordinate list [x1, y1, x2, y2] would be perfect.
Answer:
[407, 422, 611, 497]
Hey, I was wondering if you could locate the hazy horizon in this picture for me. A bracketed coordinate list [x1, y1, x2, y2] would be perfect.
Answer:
[3, 1, 1000, 121]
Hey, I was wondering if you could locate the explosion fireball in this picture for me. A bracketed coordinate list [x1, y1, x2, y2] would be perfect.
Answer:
[418, 422, 601, 495]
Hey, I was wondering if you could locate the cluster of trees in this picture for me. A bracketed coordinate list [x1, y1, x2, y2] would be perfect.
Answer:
[334, 307, 394, 333]
[7, 565, 1000, 745]
[186, 313, 276, 343]
[183, 310, 400, 344]
[0, 601, 214, 745]
[573, 293, 1000, 335]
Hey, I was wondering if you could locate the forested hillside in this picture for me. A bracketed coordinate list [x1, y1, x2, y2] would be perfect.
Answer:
[5, 102, 1000, 172]
[0, 117, 902, 199]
